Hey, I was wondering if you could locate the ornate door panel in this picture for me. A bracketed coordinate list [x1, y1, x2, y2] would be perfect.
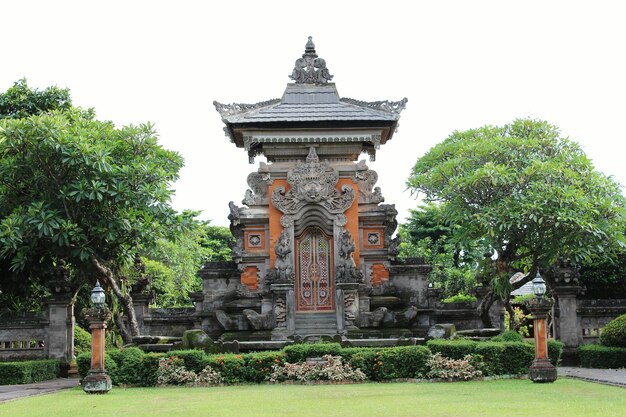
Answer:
[296, 227, 334, 311]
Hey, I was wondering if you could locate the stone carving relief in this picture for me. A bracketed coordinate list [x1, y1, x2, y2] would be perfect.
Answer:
[290, 37, 333, 85]
[243, 309, 273, 330]
[335, 229, 364, 284]
[344, 292, 357, 323]
[274, 296, 287, 328]
[381, 204, 399, 257]
[357, 307, 388, 328]
[228, 201, 244, 258]
[272, 147, 355, 216]
[215, 310, 239, 331]
[353, 160, 384, 204]
[213, 99, 280, 117]
[266, 230, 294, 284]
[242, 164, 273, 206]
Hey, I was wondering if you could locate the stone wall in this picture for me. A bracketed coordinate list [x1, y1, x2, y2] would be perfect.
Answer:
[0, 294, 73, 363]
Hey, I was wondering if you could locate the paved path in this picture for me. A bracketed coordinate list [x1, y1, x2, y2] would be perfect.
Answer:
[558, 367, 626, 387]
[0, 378, 79, 403]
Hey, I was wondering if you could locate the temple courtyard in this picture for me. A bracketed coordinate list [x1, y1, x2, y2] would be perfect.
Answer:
[1, 379, 625, 417]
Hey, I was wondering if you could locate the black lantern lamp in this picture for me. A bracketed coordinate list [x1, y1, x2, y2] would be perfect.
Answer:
[91, 280, 106, 309]
[532, 272, 546, 301]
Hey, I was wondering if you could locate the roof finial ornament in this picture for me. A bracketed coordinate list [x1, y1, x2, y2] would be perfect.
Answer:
[290, 36, 333, 85]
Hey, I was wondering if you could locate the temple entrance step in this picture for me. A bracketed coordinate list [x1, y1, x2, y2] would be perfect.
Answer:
[294, 312, 337, 335]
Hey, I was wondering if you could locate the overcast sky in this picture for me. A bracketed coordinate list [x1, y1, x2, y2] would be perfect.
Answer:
[2, 1, 625, 226]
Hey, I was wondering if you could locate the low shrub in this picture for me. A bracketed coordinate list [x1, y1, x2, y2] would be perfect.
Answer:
[164, 350, 206, 373]
[73, 326, 92, 356]
[157, 356, 223, 386]
[547, 340, 564, 366]
[427, 339, 478, 360]
[0, 359, 60, 385]
[578, 344, 626, 369]
[428, 339, 562, 375]
[204, 351, 287, 384]
[348, 346, 431, 380]
[441, 294, 477, 304]
[268, 355, 365, 383]
[475, 342, 533, 376]
[599, 313, 626, 348]
[491, 331, 524, 343]
[423, 353, 483, 381]
[77, 348, 155, 386]
[283, 343, 342, 363]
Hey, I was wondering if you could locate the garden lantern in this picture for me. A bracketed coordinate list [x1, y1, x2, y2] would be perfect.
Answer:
[90, 280, 106, 309]
[82, 280, 112, 394]
[532, 273, 546, 301]
[527, 273, 557, 383]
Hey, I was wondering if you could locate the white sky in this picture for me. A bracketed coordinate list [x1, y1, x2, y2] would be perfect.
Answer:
[2, 1, 625, 227]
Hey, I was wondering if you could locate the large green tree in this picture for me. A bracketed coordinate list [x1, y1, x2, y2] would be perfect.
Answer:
[408, 118, 626, 326]
[0, 80, 184, 341]
[398, 203, 482, 298]
[142, 218, 232, 307]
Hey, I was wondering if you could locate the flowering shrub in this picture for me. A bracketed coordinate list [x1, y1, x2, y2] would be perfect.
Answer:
[268, 355, 366, 383]
[157, 357, 198, 385]
[423, 353, 483, 381]
[157, 356, 222, 386]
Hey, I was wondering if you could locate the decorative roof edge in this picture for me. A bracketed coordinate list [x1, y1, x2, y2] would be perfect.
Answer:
[213, 99, 281, 118]
[340, 97, 408, 115]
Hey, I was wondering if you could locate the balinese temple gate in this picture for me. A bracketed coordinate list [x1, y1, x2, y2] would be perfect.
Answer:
[201, 37, 431, 341]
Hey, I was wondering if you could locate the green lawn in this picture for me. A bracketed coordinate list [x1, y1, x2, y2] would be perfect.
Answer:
[1, 379, 624, 417]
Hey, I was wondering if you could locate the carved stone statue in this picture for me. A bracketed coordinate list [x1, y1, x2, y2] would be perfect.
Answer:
[335, 229, 364, 283]
[267, 230, 294, 284]
[228, 201, 244, 258]
[243, 309, 272, 330]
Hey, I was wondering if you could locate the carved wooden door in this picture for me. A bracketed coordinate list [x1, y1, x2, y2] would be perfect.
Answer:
[295, 227, 334, 311]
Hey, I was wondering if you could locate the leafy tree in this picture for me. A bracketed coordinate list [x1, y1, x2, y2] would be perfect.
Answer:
[398, 204, 481, 298]
[0, 79, 73, 119]
[408, 118, 626, 326]
[0, 81, 184, 342]
[142, 218, 232, 307]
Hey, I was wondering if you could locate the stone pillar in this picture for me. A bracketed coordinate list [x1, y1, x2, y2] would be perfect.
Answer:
[337, 282, 359, 330]
[527, 299, 557, 383]
[553, 284, 582, 365]
[82, 307, 112, 394]
[553, 285, 582, 347]
[130, 293, 152, 335]
[45, 294, 72, 363]
[270, 283, 294, 340]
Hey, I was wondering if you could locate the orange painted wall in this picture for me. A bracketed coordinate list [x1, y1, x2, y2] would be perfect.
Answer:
[268, 179, 288, 268]
[339, 178, 360, 266]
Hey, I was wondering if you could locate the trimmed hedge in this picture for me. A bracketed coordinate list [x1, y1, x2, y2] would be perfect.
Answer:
[73, 338, 565, 386]
[0, 359, 60, 385]
[77, 349, 157, 386]
[547, 340, 564, 366]
[599, 313, 626, 348]
[578, 344, 626, 369]
[283, 343, 342, 363]
[348, 346, 430, 380]
[427, 339, 563, 376]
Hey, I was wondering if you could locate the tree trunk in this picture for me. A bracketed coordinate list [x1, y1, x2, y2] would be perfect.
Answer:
[113, 311, 133, 345]
[504, 297, 516, 331]
[91, 256, 141, 342]
[477, 288, 496, 328]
